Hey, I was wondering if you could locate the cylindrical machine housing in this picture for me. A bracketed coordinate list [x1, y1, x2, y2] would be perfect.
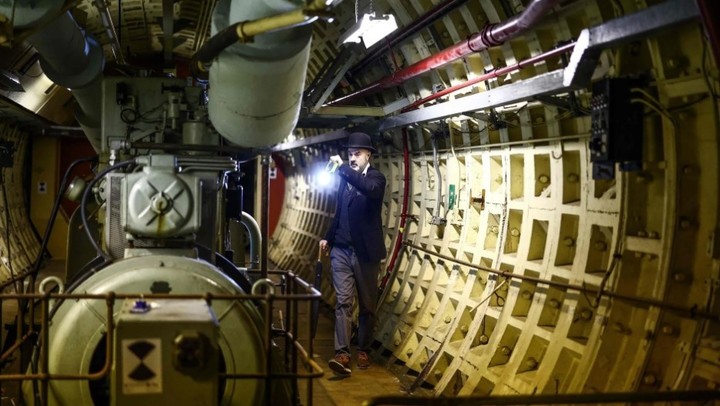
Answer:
[208, 0, 312, 147]
[26, 255, 283, 405]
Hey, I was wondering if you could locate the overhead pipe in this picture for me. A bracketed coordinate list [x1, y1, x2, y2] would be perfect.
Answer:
[25, 11, 105, 152]
[327, 0, 560, 106]
[200, 0, 331, 147]
[350, 0, 470, 75]
[401, 41, 575, 112]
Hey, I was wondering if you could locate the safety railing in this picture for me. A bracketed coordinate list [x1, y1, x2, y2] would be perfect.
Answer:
[0, 269, 323, 406]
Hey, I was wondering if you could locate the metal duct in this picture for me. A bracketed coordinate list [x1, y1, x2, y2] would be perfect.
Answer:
[26, 11, 105, 152]
[208, 0, 312, 147]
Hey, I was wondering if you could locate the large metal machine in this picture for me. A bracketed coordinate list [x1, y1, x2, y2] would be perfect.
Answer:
[0, 0, 327, 404]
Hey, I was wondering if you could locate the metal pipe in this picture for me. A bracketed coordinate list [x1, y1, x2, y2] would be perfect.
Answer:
[240, 211, 262, 269]
[327, 0, 560, 106]
[379, 129, 411, 292]
[401, 41, 575, 112]
[261, 155, 270, 280]
[92, 0, 125, 64]
[697, 0, 720, 72]
[405, 242, 720, 322]
[351, 0, 470, 75]
[26, 11, 105, 152]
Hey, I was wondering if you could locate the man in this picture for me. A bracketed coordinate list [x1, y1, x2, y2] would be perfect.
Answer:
[320, 131, 387, 376]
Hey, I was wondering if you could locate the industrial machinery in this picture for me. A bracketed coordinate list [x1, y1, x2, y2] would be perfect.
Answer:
[0, 0, 326, 404]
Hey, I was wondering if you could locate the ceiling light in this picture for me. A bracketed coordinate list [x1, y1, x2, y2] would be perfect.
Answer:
[339, 12, 398, 48]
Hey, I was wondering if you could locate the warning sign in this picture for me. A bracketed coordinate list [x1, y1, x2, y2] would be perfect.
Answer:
[122, 338, 162, 394]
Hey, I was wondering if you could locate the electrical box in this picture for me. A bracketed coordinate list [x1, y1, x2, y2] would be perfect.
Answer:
[589, 78, 644, 163]
[112, 299, 219, 406]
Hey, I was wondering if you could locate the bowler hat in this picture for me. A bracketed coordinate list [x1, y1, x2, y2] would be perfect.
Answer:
[346, 132, 376, 153]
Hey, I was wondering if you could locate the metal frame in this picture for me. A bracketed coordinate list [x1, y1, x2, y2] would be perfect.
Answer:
[0, 270, 323, 406]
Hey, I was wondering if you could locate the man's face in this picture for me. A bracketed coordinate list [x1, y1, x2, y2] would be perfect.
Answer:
[348, 148, 371, 173]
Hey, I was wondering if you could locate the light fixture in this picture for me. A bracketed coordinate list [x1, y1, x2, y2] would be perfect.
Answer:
[339, 1, 398, 48]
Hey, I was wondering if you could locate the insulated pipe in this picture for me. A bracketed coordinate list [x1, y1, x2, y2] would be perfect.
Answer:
[350, 0, 470, 75]
[328, 0, 560, 106]
[26, 12, 105, 151]
[207, 0, 314, 147]
[240, 211, 262, 269]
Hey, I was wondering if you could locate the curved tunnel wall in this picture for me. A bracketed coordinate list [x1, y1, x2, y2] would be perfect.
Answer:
[0, 124, 41, 286]
[269, 0, 720, 397]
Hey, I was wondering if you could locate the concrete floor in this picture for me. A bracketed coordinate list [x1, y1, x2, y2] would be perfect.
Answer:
[302, 303, 410, 406]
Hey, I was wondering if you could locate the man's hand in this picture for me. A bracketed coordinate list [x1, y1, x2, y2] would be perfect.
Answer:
[319, 239, 329, 254]
[330, 155, 343, 167]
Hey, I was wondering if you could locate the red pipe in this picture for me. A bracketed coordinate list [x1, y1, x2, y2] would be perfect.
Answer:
[401, 41, 575, 112]
[328, 0, 560, 106]
[696, 0, 720, 67]
[351, 0, 471, 75]
[379, 128, 410, 292]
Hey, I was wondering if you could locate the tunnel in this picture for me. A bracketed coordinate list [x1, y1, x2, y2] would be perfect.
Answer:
[0, 0, 718, 405]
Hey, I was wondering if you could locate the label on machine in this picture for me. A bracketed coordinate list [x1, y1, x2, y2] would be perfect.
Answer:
[121, 338, 163, 394]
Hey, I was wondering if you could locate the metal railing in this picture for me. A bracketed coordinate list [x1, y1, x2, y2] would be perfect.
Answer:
[0, 269, 324, 405]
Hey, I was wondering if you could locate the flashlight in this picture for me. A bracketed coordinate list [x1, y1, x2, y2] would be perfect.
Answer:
[325, 160, 340, 173]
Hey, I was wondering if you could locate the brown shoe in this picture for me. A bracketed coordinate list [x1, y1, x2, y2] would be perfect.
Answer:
[328, 352, 351, 376]
[357, 351, 370, 369]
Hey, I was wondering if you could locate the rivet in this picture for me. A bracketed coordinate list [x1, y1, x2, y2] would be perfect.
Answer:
[538, 174, 550, 184]
[415, 302, 422, 309]
[643, 374, 657, 386]
[444, 316, 452, 323]
[406, 349, 414, 357]
[500, 346, 512, 356]
[679, 218, 692, 230]
[490, 225, 499, 234]
[478, 334, 489, 344]
[394, 339, 401, 346]
[612, 322, 625, 333]
[510, 228, 520, 237]
[567, 173, 579, 183]
[681, 165, 693, 175]
[673, 273, 687, 283]
[419, 360, 427, 368]
[580, 308, 593, 321]
[637, 230, 647, 237]
[549, 299, 561, 309]
[460, 325, 469, 334]
[593, 241, 607, 251]
[525, 357, 538, 370]
[635, 173, 653, 183]
[403, 297, 409, 303]
[392, 291, 398, 298]
[521, 290, 532, 300]
[563, 237, 575, 247]
[434, 369, 444, 379]
[495, 175, 503, 184]
[648, 231, 658, 239]
[661, 325, 675, 335]
[430, 308, 437, 316]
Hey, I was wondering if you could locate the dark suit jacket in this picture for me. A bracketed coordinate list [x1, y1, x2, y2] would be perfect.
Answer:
[324, 164, 387, 263]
